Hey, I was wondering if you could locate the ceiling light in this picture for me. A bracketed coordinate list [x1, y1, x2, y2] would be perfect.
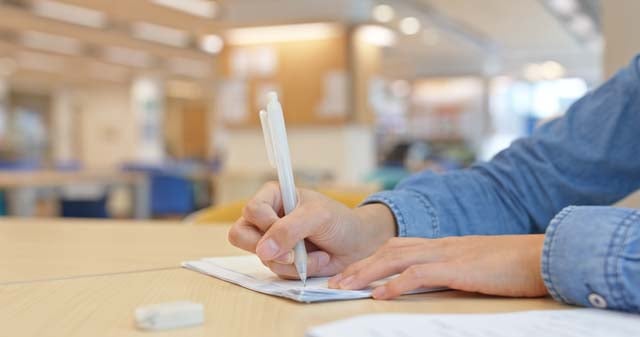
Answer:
[32, 0, 107, 28]
[131, 22, 190, 48]
[547, 0, 578, 16]
[20, 31, 83, 55]
[399, 17, 421, 35]
[226, 23, 342, 45]
[151, 0, 219, 18]
[523, 63, 543, 82]
[568, 13, 594, 37]
[356, 25, 396, 47]
[372, 4, 395, 23]
[200, 34, 224, 54]
[103, 46, 152, 68]
[540, 61, 566, 79]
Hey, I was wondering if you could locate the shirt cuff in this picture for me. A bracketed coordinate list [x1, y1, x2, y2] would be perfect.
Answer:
[541, 205, 640, 311]
[362, 189, 439, 238]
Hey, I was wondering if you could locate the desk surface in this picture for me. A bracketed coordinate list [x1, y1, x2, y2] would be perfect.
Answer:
[0, 218, 241, 284]
[0, 219, 568, 337]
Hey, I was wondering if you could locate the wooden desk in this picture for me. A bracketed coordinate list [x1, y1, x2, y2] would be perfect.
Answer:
[0, 219, 568, 337]
[0, 219, 241, 284]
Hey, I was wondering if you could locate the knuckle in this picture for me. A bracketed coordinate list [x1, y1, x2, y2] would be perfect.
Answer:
[242, 201, 260, 220]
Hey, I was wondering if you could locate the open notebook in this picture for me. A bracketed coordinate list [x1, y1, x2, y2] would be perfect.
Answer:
[182, 255, 444, 303]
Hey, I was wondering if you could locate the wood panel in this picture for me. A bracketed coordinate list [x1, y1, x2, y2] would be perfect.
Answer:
[218, 34, 349, 127]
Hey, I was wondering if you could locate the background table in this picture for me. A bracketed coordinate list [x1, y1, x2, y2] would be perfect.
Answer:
[0, 219, 569, 337]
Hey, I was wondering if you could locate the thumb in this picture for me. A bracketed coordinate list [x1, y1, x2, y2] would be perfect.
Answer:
[255, 205, 331, 261]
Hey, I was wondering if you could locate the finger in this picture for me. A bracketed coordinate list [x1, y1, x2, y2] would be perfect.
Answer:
[242, 182, 282, 231]
[330, 240, 435, 290]
[227, 217, 263, 252]
[329, 252, 411, 290]
[255, 204, 332, 261]
[265, 250, 336, 279]
[372, 263, 453, 300]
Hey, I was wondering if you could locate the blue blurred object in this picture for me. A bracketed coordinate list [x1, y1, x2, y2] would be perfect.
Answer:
[122, 162, 195, 217]
[0, 191, 5, 216]
[0, 159, 41, 171]
[149, 174, 194, 216]
[61, 196, 108, 218]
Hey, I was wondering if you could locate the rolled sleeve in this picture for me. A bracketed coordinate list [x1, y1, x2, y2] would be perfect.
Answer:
[363, 189, 439, 238]
[542, 206, 640, 312]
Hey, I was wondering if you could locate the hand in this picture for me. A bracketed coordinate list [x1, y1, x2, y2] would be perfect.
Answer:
[328, 235, 548, 299]
[228, 182, 396, 279]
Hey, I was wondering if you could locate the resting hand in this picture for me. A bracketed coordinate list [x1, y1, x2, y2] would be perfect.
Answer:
[228, 182, 396, 279]
[328, 235, 548, 299]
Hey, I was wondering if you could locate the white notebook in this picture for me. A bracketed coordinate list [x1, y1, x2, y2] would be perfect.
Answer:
[182, 255, 443, 303]
[306, 309, 640, 337]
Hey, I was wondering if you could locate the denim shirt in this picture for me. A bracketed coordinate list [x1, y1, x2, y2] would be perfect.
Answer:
[364, 55, 640, 313]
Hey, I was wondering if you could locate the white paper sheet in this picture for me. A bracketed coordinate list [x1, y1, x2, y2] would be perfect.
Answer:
[182, 255, 443, 303]
[306, 309, 640, 337]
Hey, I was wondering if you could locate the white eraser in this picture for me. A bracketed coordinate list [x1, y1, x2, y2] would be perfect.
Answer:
[135, 301, 204, 331]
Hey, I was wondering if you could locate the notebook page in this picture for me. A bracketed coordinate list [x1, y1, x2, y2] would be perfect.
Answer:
[182, 255, 443, 303]
[305, 309, 640, 337]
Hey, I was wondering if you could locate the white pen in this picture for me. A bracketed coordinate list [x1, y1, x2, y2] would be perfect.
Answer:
[259, 92, 308, 286]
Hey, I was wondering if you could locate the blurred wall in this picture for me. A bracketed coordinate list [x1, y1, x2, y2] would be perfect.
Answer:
[223, 125, 375, 184]
[75, 85, 137, 169]
[603, 1, 640, 77]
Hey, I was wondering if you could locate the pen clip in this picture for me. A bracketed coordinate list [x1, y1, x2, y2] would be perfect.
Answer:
[259, 109, 277, 168]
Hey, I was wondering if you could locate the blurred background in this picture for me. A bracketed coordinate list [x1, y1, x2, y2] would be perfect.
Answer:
[0, 0, 636, 221]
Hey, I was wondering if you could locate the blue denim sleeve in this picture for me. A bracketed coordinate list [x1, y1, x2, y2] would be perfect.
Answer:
[364, 55, 640, 239]
[542, 206, 640, 313]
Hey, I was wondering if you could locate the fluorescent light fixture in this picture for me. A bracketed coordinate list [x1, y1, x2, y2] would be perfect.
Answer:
[200, 34, 224, 54]
[568, 13, 594, 37]
[131, 21, 190, 48]
[103, 46, 152, 68]
[547, 0, 578, 16]
[356, 25, 396, 47]
[226, 23, 342, 45]
[399, 17, 421, 35]
[151, 0, 219, 18]
[167, 57, 211, 78]
[540, 61, 566, 79]
[32, 0, 107, 28]
[17, 51, 65, 73]
[372, 4, 395, 23]
[20, 31, 83, 55]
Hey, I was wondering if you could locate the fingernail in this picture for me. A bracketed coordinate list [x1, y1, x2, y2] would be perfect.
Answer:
[372, 286, 386, 299]
[274, 251, 294, 264]
[339, 275, 355, 289]
[315, 253, 330, 267]
[256, 238, 280, 260]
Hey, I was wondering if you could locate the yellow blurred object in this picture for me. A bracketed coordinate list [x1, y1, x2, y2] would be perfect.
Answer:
[188, 189, 370, 225]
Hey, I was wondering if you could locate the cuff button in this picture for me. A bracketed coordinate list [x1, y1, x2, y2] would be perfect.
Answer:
[588, 293, 608, 309]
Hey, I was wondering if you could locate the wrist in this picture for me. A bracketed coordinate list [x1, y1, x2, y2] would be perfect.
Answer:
[353, 203, 397, 255]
